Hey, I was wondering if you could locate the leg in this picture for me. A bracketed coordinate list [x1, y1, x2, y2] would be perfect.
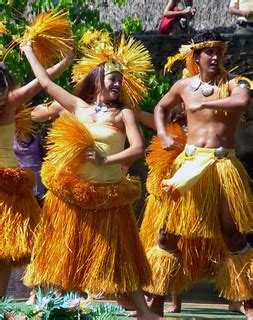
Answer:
[228, 301, 245, 314]
[128, 289, 161, 319]
[220, 190, 253, 319]
[0, 261, 12, 297]
[165, 292, 182, 313]
[26, 287, 36, 305]
[149, 230, 181, 317]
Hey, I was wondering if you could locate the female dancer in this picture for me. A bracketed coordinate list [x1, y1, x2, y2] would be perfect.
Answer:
[0, 51, 74, 297]
[22, 36, 159, 319]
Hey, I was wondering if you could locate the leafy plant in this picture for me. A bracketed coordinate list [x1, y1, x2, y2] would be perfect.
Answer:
[0, 296, 14, 319]
[122, 16, 142, 35]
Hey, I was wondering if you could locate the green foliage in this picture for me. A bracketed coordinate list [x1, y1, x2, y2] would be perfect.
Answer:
[122, 16, 142, 35]
[141, 73, 171, 113]
[112, 0, 128, 6]
[140, 73, 172, 139]
[0, 289, 127, 319]
[0, 296, 14, 319]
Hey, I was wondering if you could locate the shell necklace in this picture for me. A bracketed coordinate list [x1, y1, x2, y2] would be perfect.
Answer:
[94, 101, 117, 117]
[189, 75, 214, 97]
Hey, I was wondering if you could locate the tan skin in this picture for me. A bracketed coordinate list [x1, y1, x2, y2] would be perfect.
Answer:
[22, 43, 161, 320]
[0, 52, 74, 298]
[228, 5, 253, 19]
[152, 46, 253, 318]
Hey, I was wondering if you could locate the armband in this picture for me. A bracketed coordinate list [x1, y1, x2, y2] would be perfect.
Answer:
[234, 76, 253, 89]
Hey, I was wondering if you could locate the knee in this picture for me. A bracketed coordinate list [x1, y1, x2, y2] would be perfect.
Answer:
[158, 230, 179, 251]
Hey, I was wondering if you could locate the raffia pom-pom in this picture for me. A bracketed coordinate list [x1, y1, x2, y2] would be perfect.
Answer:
[21, 10, 73, 67]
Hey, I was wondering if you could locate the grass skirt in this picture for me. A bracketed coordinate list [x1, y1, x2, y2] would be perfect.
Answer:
[24, 175, 152, 294]
[140, 125, 226, 295]
[214, 248, 253, 301]
[0, 167, 40, 264]
[155, 150, 253, 238]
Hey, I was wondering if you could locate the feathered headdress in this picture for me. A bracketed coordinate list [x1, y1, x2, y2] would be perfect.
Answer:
[164, 40, 229, 98]
[7, 10, 73, 67]
[72, 30, 154, 109]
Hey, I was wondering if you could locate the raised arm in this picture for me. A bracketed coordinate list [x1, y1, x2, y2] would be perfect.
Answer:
[8, 48, 75, 110]
[22, 43, 83, 113]
[31, 100, 65, 122]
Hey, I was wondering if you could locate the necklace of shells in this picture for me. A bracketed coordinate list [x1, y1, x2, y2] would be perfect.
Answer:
[189, 75, 215, 97]
[189, 75, 228, 116]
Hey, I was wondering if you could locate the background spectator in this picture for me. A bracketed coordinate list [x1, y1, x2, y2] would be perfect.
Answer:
[158, 0, 196, 34]
[228, 0, 253, 34]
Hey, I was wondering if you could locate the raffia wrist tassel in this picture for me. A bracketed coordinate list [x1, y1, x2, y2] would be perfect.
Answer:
[42, 114, 94, 175]
[146, 123, 186, 196]
[20, 10, 73, 67]
[144, 246, 191, 296]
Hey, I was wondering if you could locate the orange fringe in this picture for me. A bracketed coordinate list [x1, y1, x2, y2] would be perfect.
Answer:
[24, 181, 151, 294]
[145, 123, 186, 197]
[144, 246, 191, 295]
[0, 167, 40, 263]
[22, 10, 73, 67]
[214, 249, 253, 301]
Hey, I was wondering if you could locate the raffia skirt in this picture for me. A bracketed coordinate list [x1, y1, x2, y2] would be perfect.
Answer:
[0, 167, 40, 264]
[23, 172, 152, 294]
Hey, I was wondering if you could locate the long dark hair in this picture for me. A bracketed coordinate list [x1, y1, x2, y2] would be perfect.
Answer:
[0, 62, 15, 95]
[73, 62, 125, 108]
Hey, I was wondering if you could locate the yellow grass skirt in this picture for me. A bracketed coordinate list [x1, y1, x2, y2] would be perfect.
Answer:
[140, 125, 226, 294]
[24, 174, 152, 294]
[214, 248, 253, 301]
[155, 149, 253, 238]
[0, 167, 40, 264]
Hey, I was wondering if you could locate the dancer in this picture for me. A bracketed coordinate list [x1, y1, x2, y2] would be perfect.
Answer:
[142, 31, 253, 318]
[22, 32, 160, 319]
[0, 49, 74, 297]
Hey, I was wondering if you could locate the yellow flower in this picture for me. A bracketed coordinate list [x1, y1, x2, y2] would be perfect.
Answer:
[0, 21, 7, 34]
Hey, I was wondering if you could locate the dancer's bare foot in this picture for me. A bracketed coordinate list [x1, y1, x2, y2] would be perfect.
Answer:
[149, 295, 165, 317]
[25, 289, 36, 305]
[165, 295, 181, 313]
[244, 300, 253, 320]
[116, 293, 136, 310]
[137, 310, 163, 319]
[228, 301, 245, 314]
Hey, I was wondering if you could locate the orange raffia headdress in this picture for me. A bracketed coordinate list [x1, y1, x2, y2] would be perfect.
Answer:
[6, 10, 73, 67]
[164, 40, 229, 98]
[72, 30, 154, 109]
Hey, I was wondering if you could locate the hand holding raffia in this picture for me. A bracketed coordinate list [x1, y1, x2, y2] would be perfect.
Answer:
[72, 30, 154, 109]
[20, 10, 73, 67]
[15, 105, 35, 142]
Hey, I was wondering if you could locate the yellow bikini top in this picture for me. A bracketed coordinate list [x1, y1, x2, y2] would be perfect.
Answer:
[77, 120, 126, 183]
[0, 123, 19, 167]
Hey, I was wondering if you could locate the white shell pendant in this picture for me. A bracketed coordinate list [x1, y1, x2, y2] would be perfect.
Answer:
[201, 82, 214, 97]
[189, 77, 201, 92]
